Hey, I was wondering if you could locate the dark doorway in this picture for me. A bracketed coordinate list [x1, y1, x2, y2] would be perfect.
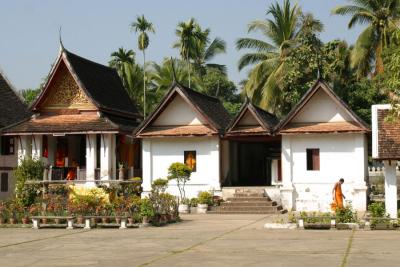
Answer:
[225, 140, 280, 187]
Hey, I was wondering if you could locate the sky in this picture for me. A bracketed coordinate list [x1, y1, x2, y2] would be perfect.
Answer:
[0, 0, 363, 90]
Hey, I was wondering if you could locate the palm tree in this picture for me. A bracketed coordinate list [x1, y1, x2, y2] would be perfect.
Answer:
[174, 18, 207, 87]
[109, 47, 144, 107]
[236, 0, 300, 111]
[131, 15, 155, 117]
[191, 27, 227, 76]
[332, 0, 400, 77]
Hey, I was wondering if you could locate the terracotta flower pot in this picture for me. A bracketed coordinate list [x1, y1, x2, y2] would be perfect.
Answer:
[142, 216, 149, 224]
[160, 214, 168, 224]
[90, 218, 97, 226]
[41, 218, 48, 224]
[77, 216, 84, 224]
[102, 217, 110, 224]
[115, 217, 121, 224]
[54, 218, 61, 224]
[0, 217, 5, 225]
[128, 218, 134, 225]
[22, 217, 29, 225]
[9, 218, 17, 224]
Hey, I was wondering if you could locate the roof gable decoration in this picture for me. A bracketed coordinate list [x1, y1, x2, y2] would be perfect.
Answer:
[135, 83, 230, 137]
[276, 80, 370, 133]
[226, 99, 278, 135]
[31, 46, 141, 119]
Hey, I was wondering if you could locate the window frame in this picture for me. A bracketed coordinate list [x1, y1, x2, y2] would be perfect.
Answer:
[1, 136, 15, 155]
[306, 148, 320, 171]
[1, 173, 8, 192]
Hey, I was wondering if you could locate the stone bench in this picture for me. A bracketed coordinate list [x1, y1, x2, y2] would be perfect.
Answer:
[82, 216, 129, 229]
[31, 216, 75, 229]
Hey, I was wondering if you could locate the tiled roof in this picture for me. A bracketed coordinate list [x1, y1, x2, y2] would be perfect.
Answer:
[377, 109, 400, 159]
[139, 125, 216, 137]
[1, 113, 137, 135]
[225, 99, 279, 136]
[135, 83, 230, 137]
[275, 80, 370, 133]
[178, 84, 231, 131]
[63, 50, 141, 118]
[280, 121, 366, 134]
[0, 72, 31, 128]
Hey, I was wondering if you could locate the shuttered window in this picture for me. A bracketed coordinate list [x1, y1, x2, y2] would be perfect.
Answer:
[306, 149, 320, 171]
[1, 173, 8, 192]
[1, 136, 14, 155]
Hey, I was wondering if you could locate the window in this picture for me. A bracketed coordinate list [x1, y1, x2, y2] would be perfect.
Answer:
[1, 173, 8, 192]
[184, 151, 196, 172]
[1, 136, 14, 155]
[306, 149, 320, 171]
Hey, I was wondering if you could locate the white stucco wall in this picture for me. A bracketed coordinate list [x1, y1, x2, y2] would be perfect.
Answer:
[237, 110, 258, 126]
[153, 95, 204, 126]
[142, 137, 221, 198]
[292, 89, 353, 123]
[281, 133, 367, 212]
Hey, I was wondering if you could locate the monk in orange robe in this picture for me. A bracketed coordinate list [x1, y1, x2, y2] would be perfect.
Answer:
[332, 178, 346, 211]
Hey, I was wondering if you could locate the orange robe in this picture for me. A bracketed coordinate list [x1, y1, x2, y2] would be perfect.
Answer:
[332, 182, 343, 211]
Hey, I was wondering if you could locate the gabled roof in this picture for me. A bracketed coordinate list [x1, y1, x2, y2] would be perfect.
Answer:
[0, 71, 31, 128]
[225, 98, 279, 136]
[372, 105, 400, 160]
[276, 79, 370, 134]
[135, 82, 231, 137]
[32, 47, 141, 119]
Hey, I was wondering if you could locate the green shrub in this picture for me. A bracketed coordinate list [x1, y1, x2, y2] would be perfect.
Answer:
[368, 202, 386, 218]
[140, 198, 155, 218]
[190, 198, 198, 207]
[300, 211, 331, 224]
[197, 191, 213, 205]
[167, 162, 192, 201]
[152, 178, 169, 193]
[14, 157, 44, 207]
[335, 205, 357, 223]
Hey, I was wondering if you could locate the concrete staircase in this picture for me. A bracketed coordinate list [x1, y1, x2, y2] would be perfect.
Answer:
[208, 188, 284, 214]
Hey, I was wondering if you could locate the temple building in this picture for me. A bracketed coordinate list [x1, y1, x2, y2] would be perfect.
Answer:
[0, 71, 31, 199]
[136, 80, 370, 212]
[1, 46, 142, 185]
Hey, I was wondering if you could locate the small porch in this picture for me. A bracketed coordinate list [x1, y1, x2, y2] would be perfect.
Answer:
[15, 133, 141, 184]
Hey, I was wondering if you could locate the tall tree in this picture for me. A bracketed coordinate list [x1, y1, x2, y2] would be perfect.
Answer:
[332, 0, 400, 77]
[236, 0, 300, 112]
[174, 18, 207, 87]
[131, 15, 155, 117]
[109, 47, 144, 109]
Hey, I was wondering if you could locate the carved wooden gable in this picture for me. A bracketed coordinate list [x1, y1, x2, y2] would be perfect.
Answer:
[41, 61, 96, 110]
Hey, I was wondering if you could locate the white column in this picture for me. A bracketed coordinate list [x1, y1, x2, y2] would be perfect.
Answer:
[142, 139, 152, 194]
[111, 134, 116, 180]
[280, 136, 294, 211]
[384, 160, 398, 218]
[100, 134, 112, 181]
[47, 135, 56, 166]
[17, 136, 32, 165]
[271, 159, 278, 185]
[31, 135, 43, 160]
[86, 134, 97, 186]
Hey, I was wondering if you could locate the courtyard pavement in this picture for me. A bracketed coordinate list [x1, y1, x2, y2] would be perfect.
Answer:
[0, 214, 399, 267]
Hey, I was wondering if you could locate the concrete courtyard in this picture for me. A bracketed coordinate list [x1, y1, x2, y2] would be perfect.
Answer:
[0, 214, 399, 267]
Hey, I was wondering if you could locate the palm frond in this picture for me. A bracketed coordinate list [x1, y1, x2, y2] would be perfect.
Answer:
[204, 38, 226, 61]
[236, 38, 276, 52]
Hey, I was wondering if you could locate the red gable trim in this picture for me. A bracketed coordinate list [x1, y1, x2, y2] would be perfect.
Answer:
[275, 80, 370, 133]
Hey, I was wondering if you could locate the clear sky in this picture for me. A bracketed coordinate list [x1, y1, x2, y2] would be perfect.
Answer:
[0, 0, 363, 90]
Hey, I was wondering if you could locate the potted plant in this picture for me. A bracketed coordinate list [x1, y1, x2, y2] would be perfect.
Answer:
[0, 201, 8, 225]
[197, 191, 213, 214]
[335, 205, 358, 230]
[140, 198, 155, 225]
[301, 212, 332, 230]
[368, 202, 396, 230]
[167, 162, 192, 214]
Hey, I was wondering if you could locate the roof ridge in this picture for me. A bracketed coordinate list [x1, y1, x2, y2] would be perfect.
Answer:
[63, 49, 116, 72]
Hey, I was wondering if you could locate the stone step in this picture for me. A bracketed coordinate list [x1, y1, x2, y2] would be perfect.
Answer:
[212, 205, 281, 212]
[227, 197, 271, 202]
[207, 210, 280, 214]
[221, 201, 277, 207]
[233, 193, 266, 198]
